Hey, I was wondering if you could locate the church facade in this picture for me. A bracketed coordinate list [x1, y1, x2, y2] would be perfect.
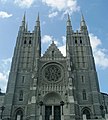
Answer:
[3, 14, 108, 120]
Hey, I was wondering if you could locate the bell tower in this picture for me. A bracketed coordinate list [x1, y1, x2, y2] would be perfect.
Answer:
[3, 13, 42, 120]
[66, 14, 101, 119]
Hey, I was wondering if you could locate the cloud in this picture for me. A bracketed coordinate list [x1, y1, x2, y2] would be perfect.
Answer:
[89, 33, 108, 69]
[42, 0, 80, 16]
[0, 11, 12, 18]
[0, 72, 8, 93]
[14, 0, 35, 8]
[2, 58, 12, 65]
[48, 11, 58, 18]
[0, 58, 11, 92]
[0, 0, 7, 4]
[41, 35, 60, 56]
[59, 45, 66, 56]
[0, 73, 7, 81]
[41, 35, 59, 45]
[89, 33, 101, 49]
[42, 35, 53, 43]
[58, 36, 66, 56]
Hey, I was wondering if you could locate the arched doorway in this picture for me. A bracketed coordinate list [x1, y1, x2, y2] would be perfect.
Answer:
[15, 109, 23, 120]
[82, 107, 91, 119]
[43, 92, 62, 120]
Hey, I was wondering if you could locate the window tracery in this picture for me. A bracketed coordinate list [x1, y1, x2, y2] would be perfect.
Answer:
[44, 65, 61, 82]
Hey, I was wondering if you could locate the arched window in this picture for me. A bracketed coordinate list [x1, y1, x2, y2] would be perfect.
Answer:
[80, 40, 82, 44]
[82, 89, 87, 100]
[24, 40, 26, 44]
[80, 37, 82, 44]
[29, 40, 31, 44]
[15, 110, 23, 120]
[75, 37, 77, 44]
[82, 108, 91, 119]
[75, 40, 77, 44]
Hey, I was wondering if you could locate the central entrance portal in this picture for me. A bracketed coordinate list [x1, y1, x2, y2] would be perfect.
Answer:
[45, 106, 61, 120]
[43, 92, 62, 120]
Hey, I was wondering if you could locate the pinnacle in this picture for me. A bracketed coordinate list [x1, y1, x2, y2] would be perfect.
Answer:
[37, 12, 40, 21]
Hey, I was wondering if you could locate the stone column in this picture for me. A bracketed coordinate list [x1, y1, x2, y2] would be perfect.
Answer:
[39, 101, 43, 120]
[60, 101, 64, 120]
[52, 105, 54, 120]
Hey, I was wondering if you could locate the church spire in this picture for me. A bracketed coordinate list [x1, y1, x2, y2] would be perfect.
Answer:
[80, 13, 88, 34]
[37, 12, 39, 21]
[19, 12, 26, 32]
[21, 12, 26, 27]
[80, 13, 86, 27]
[66, 13, 72, 59]
[34, 13, 41, 58]
[67, 13, 72, 27]
[66, 13, 73, 35]
[36, 12, 40, 27]
[35, 12, 41, 36]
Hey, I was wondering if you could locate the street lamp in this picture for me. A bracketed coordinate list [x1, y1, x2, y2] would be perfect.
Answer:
[0, 106, 5, 120]
[60, 101, 64, 115]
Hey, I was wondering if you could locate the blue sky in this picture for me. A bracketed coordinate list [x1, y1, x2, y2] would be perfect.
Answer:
[0, 0, 108, 93]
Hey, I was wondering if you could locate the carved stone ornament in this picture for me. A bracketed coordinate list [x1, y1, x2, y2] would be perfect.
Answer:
[44, 65, 61, 82]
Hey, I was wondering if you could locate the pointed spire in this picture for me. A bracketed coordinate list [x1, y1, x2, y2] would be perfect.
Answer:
[37, 12, 40, 21]
[80, 13, 88, 35]
[34, 13, 41, 35]
[67, 13, 72, 27]
[34, 13, 41, 58]
[22, 12, 26, 27]
[19, 12, 26, 32]
[66, 13, 73, 35]
[80, 13, 86, 27]
[36, 12, 40, 27]
[52, 40, 54, 44]
[68, 13, 70, 21]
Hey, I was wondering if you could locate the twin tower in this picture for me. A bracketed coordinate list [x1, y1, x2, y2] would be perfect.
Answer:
[3, 13, 103, 120]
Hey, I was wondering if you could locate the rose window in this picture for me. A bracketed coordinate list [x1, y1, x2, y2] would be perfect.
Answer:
[44, 65, 61, 81]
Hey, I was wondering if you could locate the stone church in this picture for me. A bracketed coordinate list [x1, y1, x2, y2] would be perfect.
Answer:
[2, 13, 108, 120]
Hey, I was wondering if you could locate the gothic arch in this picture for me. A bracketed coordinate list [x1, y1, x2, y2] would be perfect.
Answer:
[43, 92, 62, 105]
[82, 107, 91, 119]
[14, 108, 24, 120]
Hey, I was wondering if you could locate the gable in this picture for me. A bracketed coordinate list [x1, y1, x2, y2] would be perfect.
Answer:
[42, 41, 64, 58]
